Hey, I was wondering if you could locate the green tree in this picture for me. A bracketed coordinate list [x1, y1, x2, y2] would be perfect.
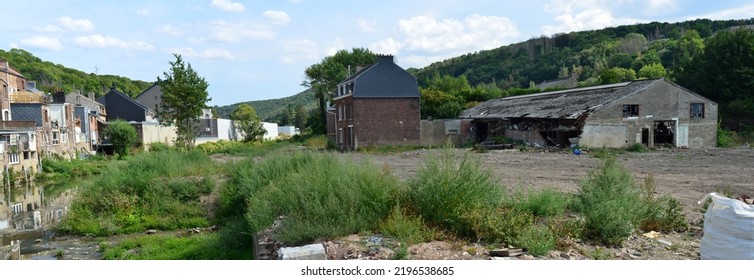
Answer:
[231, 104, 266, 142]
[104, 120, 138, 158]
[600, 67, 636, 84]
[638, 63, 667, 79]
[294, 104, 308, 131]
[420, 88, 463, 119]
[302, 48, 376, 134]
[156, 54, 211, 149]
[676, 28, 754, 129]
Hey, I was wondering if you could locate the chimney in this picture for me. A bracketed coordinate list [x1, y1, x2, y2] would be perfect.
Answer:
[88, 91, 95, 101]
[376, 54, 394, 63]
[0, 59, 8, 70]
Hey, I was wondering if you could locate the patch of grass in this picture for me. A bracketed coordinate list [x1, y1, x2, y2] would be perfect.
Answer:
[717, 125, 735, 147]
[240, 152, 400, 245]
[57, 150, 216, 236]
[55, 250, 64, 259]
[379, 205, 432, 245]
[303, 135, 328, 149]
[588, 247, 612, 260]
[37, 156, 107, 183]
[407, 145, 504, 239]
[575, 157, 642, 246]
[626, 143, 647, 153]
[357, 144, 429, 154]
[101, 233, 252, 260]
[512, 188, 571, 218]
[513, 224, 556, 257]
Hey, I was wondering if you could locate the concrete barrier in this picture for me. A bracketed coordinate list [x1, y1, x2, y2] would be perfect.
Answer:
[277, 244, 327, 260]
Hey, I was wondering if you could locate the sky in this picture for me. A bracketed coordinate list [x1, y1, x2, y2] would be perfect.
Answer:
[2, 0, 754, 106]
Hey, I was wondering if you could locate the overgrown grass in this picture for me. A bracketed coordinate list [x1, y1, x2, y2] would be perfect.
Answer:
[37, 156, 107, 183]
[100, 233, 252, 260]
[231, 152, 400, 245]
[57, 150, 216, 236]
[196, 140, 292, 156]
[407, 147, 504, 239]
[357, 144, 430, 154]
[379, 205, 432, 245]
[574, 158, 687, 246]
[511, 188, 571, 217]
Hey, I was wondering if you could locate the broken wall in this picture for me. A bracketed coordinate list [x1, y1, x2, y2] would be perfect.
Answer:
[420, 119, 467, 146]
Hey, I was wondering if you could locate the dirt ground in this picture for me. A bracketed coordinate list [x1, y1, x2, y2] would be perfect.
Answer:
[327, 146, 754, 260]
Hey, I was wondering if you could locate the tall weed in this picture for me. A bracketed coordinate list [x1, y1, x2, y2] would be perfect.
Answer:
[407, 147, 504, 239]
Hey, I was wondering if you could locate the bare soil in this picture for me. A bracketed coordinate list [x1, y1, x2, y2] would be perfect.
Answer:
[328, 147, 754, 260]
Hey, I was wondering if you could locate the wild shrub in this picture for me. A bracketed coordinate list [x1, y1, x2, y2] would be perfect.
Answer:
[513, 224, 556, 256]
[240, 152, 400, 245]
[513, 188, 571, 217]
[575, 157, 643, 245]
[57, 150, 215, 236]
[407, 146, 504, 239]
[379, 205, 431, 245]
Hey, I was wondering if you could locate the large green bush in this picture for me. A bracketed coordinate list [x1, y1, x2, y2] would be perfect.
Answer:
[407, 148, 504, 239]
[57, 150, 214, 236]
[235, 152, 400, 245]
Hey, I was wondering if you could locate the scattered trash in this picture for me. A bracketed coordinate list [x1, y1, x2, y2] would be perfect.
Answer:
[643, 231, 660, 239]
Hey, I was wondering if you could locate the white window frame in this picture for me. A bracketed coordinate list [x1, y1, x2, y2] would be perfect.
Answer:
[52, 131, 59, 145]
[8, 153, 19, 164]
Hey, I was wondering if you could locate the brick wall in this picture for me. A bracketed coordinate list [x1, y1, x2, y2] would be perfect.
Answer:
[350, 98, 420, 147]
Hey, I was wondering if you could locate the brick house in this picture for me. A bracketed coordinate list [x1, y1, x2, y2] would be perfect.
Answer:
[329, 54, 420, 150]
[461, 78, 718, 148]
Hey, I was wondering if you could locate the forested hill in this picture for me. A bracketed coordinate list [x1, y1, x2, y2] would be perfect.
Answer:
[214, 89, 315, 122]
[0, 48, 151, 98]
[408, 18, 753, 88]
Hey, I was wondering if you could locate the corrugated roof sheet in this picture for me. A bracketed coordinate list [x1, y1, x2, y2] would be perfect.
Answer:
[461, 79, 661, 120]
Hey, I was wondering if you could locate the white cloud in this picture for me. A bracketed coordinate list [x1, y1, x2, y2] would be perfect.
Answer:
[210, 21, 275, 42]
[541, 0, 639, 35]
[280, 39, 319, 63]
[693, 4, 754, 20]
[398, 14, 519, 53]
[136, 9, 151, 16]
[370, 38, 401, 55]
[33, 24, 62, 32]
[158, 24, 185, 36]
[358, 18, 376, 33]
[326, 38, 345, 56]
[57, 16, 95, 32]
[167, 47, 236, 60]
[210, 0, 245, 12]
[18, 36, 63, 51]
[264, 11, 291, 25]
[74, 35, 154, 51]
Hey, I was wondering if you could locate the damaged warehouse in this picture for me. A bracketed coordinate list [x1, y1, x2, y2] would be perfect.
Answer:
[460, 78, 718, 149]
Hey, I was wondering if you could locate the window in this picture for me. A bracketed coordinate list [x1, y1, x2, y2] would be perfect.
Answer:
[623, 105, 639, 117]
[338, 104, 344, 121]
[8, 153, 19, 164]
[337, 128, 343, 144]
[52, 131, 59, 145]
[348, 103, 353, 120]
[691, 103, 705, 119]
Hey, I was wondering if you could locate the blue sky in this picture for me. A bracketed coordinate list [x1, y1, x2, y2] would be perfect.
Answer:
[2, 0, 753, 106]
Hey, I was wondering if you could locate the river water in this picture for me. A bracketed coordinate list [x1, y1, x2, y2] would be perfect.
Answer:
[0, 180, 100, 260]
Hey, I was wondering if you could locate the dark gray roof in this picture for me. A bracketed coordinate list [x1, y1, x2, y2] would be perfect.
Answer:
[461, 79, 662, 120]
[99, 87, 151, 112]
[337, 55, 419, 98]
[65, 92, 103, 109]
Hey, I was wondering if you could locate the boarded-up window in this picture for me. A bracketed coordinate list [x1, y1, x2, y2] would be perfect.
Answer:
[690, 103, 704, 119]
[623, 105, 639, 117]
